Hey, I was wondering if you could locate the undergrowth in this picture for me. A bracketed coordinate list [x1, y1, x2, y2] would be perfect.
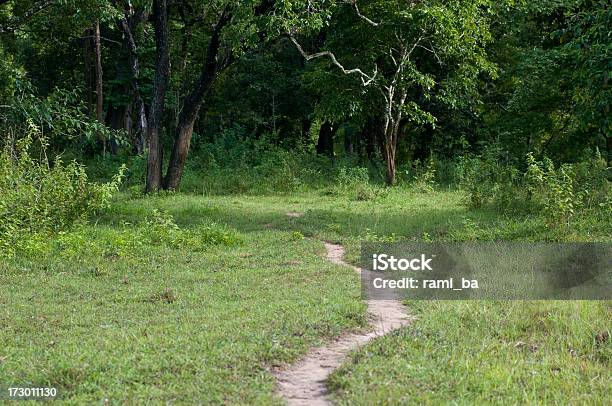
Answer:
[16, 209, 241, 260]
[0, 122, 125, 257]
[458, 146, 610, 225]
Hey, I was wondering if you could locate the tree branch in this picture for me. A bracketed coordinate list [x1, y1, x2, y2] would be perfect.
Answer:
[288, 35, 377, 86]
[343, 1, 379, 27]
[80, 35, 122, 45]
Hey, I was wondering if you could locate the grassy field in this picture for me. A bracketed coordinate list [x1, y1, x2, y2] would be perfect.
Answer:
[0, 194, 368, 404]
[1, 190, 610, 404]
[329, 300, 610, 405]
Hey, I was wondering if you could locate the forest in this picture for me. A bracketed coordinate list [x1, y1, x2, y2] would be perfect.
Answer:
[0, 0, 610, 404]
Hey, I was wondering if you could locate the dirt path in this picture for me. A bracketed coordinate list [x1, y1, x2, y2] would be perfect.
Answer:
[273, 242, 412, 406]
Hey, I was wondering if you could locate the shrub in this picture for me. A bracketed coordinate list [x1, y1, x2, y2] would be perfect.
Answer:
[336, 166, 370, 188]
[457, 146, 610, 225]
[456, 145, 519, 209]
[0, 122, 125, 256]
[1, 85, 125, 155]
[331, 166, 386, 201]
[139, 209, 241, 250]
[524, 153, 576, 224]
[194, 129, 333, 195]
[411, 155, 437, 193]
[572, 149, 610, 208]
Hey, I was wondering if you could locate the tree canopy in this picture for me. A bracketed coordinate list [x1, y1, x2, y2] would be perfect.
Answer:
[1, 0, 609, 189]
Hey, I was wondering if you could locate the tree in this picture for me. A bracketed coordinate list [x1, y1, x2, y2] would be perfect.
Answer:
[115, 0, 150, 154]
[161, 8, 233, 190]
[161, 1, 281, 190]
[0, 0, 53, 34]
[563, 0, 611, 163]
[145, 0, 170, 192]
[479, 0, 610, 163]
[285, 0, 495, 184]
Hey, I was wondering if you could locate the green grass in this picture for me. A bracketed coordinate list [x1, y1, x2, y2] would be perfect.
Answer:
[329, 301, 610, 405]
[1, 189, 610, 404]
[0, 194, 368, 404]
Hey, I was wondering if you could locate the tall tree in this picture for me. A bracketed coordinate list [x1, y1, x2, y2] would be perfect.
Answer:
[159, 0, 275, 190]
[116, 1, 149, 154]
[286, 0, 495, 184]
[93, 20, 105, 154]
[145, 0, 170, 192]
[162, 9, 233, 190]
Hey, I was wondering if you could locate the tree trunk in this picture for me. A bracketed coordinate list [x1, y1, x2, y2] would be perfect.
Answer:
[316, 121, 335, 158]
[384, 141, 396, 186]
[163, 10, 232, 190]
[606, 133, 611, 167]
[134, 95, 147, 154]
[145, 0, 171, 193]
[105, 103, 124, 155]
[93, 21, 105, 155]
[118, 7, 149, 154]
[83, 28, 93, 117]
[382, 90, 407, 186]
[383, 119, 402, 186]
[163, 119, 197, 190]
[344, 125, 354, 155]
[123, 102, 133, 140]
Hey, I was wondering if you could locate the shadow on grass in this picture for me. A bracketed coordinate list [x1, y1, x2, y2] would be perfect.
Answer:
[95, 192, 480, 240]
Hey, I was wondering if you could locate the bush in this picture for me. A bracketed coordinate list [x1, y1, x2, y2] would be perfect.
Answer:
[332, 166, 385, 201]
[457, 146, 610, 225]
[411, 155, 437, 193]
[457, 145, 519, 209]
[524, 153, 576, 223]
[140, 209, 241, 249]
[0, 122, 125, 256]
[192, 127, 328, 194]
[1, 85, 125, 155]
[188, 127, 385, 195]
[336, 166, 370, 189]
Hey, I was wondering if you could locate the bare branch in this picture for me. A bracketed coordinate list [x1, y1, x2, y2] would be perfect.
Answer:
[343, 1, 379, 26]
[288, 35, 377, 86]
[389, 49, 397, 67]
[379, 87, 389, 105]
[407, 35, 425, 59]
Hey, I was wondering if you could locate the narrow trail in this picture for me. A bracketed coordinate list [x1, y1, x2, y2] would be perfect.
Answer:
[273, 241, 412, 406]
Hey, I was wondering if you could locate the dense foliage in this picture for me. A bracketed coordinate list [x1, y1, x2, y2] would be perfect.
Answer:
[0, 0, 609, 207]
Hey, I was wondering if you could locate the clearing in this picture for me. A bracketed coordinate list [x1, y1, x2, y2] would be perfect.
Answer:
[1, 191, 609, 404]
